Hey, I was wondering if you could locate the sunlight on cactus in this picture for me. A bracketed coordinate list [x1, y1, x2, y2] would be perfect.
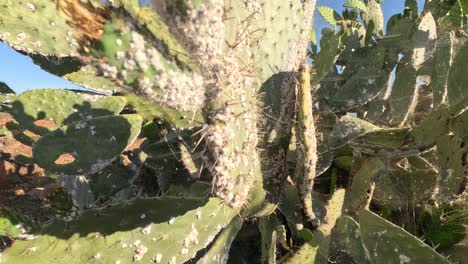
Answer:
[0, 0, 466, 263]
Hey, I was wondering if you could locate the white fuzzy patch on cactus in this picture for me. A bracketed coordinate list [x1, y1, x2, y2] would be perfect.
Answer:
[101, 31, 205, 112]
[133, 244, 148, 261]
[182, 0, 225, 57]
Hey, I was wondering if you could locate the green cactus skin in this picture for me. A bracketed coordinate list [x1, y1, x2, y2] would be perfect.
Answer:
[1, 197, 237, 264]
[329, 115, 379, 149]
[63, 66, 124, 93]
[10, 89, 127, 133]
[431, 32, 455, 107]
[0, 82, 15, 94]
[434, 135, 465, 202]
[279, 180, 305, 234]
[259, 216, 280, 264]
[447, 39, 468, 114]
[385, 12, 437, 126]
[438, 0, 465, 32]
[201, 0, 316, 208]
[326, 46, 392, 110]
[344, 157, 384, 213]
[196, 217, 243, 264]
[0, 0, 79, 57]
[58, 175, 95, 210]
[311, 28, 344, 83]
[359, 209, 451, 264]
[452, 108, 468, 142]
[10, 89, 84, 133]
[123, 94, 204, 129]
[32, 114, 142, 175]
[409, 106, 450, 147]
[329, 216, 371, 263]
[114, 0, 193, 68]
[362, 0, 384, 37]
[279, 189, 346, 264]
[0, 209, 21, 238]
[351, 127, 409, 150]
[372, 163, 438, 210]
[387, 60, 418, 126]
[279, 240, 322, 264]
[343, 0, 368, 13]
[317, 6, 340, 27]
[90, 16, 206, 114]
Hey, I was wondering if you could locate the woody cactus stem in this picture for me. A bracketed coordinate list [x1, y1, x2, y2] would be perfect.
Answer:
[295, 63, 318, 223]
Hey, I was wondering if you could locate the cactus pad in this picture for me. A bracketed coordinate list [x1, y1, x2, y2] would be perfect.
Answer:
[32, 114, 142, 175]
[1, 197, 237, 264]
[359, 210, 451, 264]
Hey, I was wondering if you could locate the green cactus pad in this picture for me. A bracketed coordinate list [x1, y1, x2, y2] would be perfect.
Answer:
[352, 127, 409, 150]
[387, 61, 417, 126]
[435, 135, 465, 201]
[63, 66, 123, 93]
[329, 216, 370, 263]
[1, 197, 237, 264]
[279, 180, 305, 234]
[343, 0, 368, 12]
[124, 94, 204, 129]
[452, 108, 468, 142]
[279, 232, 329, 264]
[259, 216, 280, 264]
[89, 14, 206, 113]
[0, 82, 15, 94]
[362, 0, 384, 37]
[345, 157, 384, 212]
[329, 115, 379, 149]
[62, 94, 127, 125]
[381, 14, 416, 50]
[11, 89, 84, 132]
[439, 0, 464, 31]
[431, 32, 455, 107]
[10, 89, 127, 133]
[373, 164, 438, 209]
[115, 0, 192, 67]
[359, 210, 451, 264]
[88, 161, 136, 200]
[0, 0, 79, 56]
[312, 29, 343, 82]
[0, 209, 21, 237]
[197, 217, 243, 264]
[32, 114, 142, 175]
[58, 175, 95, 210]
[409, 106, 450, 146]
[447, 39, 468, 114]
[327, 46, 391, 110]
[317, 6, 340, 27]
[247, 0, 312, 82]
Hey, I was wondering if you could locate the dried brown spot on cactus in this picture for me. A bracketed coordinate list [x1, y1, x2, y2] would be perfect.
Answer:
[56, 0, 106, 42]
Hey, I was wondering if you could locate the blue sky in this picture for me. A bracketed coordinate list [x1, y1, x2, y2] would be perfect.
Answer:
[0, 0, 424, 94]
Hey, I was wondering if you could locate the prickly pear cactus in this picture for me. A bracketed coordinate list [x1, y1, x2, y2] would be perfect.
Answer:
[0, 0, 466, 263]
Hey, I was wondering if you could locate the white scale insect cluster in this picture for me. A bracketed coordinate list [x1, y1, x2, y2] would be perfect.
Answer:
[181, 0, 262, 208]
[203, 54, 260, 208]
[181, 0, 225, 58]
[99, 30, 205, 112]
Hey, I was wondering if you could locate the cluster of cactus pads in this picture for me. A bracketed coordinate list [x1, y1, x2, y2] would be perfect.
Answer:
[0, 0, 466, 263]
